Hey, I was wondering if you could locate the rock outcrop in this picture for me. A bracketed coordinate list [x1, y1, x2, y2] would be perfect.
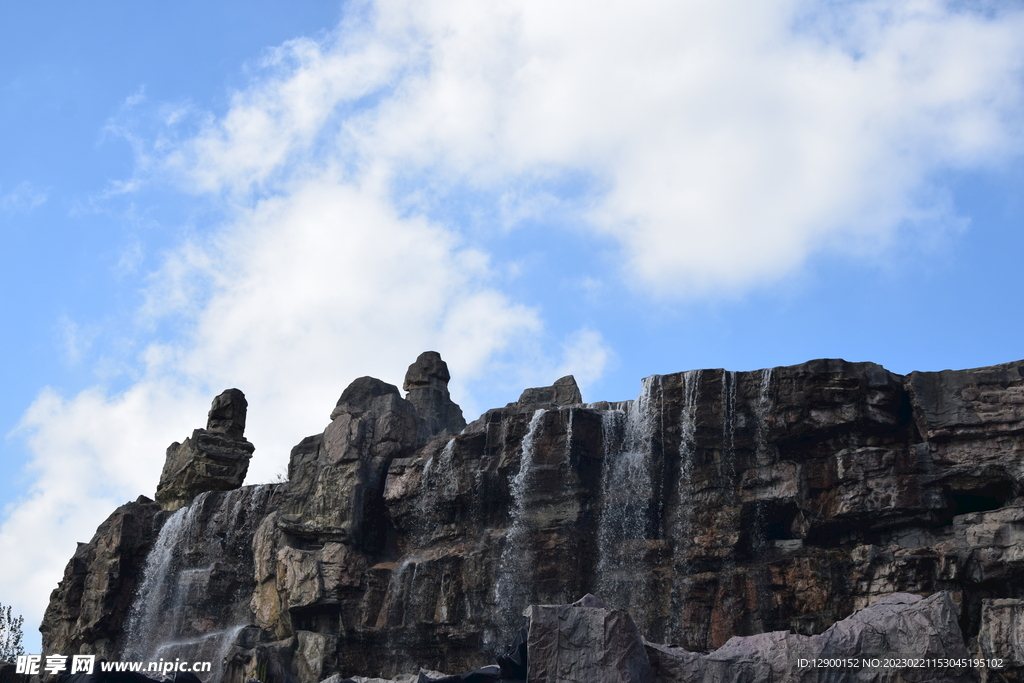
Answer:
[40, 356, 1024, 683]
[40, 496, 166, 660]
[155, 389, 255, 511]
[517, 375, 582, 407]
[404, 352, 466, 440]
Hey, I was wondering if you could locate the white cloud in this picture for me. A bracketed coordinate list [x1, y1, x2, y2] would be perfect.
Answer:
[345, 0, 1024, 295]
[56, 316, 99, 366]
[1, 182, 47, 213]
[103, 1, 1024, 297]
[556, 328, 613, 398]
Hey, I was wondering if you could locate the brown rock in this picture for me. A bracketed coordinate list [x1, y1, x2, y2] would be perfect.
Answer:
[155, 390, 255, 511]
[40, 498, 166, 660]
[42, 355, 1024, 683]
[207, 388, 248, 438]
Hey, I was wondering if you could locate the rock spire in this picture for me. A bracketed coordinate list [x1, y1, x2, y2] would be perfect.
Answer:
[403, 351, 466, 440]
[154, 388, 255, 511]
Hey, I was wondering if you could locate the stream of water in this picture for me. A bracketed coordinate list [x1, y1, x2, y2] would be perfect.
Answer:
[122, 485, 274, 683]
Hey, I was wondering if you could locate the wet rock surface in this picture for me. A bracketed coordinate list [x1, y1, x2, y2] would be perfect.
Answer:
[41, 355, 1024, 682]
[40, 496, 167, 660]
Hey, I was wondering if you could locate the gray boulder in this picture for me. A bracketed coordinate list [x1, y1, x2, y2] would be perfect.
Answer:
[518, 375, 583, 407]
[645, 592, 974, 683]
[527, 594, 652, 683]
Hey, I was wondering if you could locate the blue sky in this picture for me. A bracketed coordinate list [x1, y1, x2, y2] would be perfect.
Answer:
[2, 0, 1023, 651]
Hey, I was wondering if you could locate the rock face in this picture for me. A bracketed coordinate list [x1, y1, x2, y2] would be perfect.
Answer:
[155, 389, 255, 511]
[41, 356, 1024, 683]
[40, 496, 166, 660]
[404, 352, 466, 440]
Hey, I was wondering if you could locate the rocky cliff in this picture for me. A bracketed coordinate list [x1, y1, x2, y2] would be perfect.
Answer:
[39, 354, 1024, 682]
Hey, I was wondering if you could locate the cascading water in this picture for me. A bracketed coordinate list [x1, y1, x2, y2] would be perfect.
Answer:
[421, 438, 457, 495]
[667, 370, 702, 644]
[676, 369, 703, 530]
[595, 376, 660, 627]
[749, 368, 776, 628]
[720, 370, 737, 482]
[754, 368, 774, 465]
[748, 367, 776, 554]
[492, 409, 547, 642]
[123, 485, 274, 682]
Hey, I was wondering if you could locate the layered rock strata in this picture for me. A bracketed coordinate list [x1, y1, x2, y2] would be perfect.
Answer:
[41, 356, 1024, 683]
[155, 389, 255, 511]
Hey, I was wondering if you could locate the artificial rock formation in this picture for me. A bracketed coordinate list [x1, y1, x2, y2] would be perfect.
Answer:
[517, 375, 583, 407]
[155, 389, 255, 511]
[40, 356, 1024, 683]
[404, 352, 467, 441]
[40, 496, 167, 660]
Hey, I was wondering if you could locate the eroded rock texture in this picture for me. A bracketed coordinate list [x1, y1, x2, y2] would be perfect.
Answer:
[41, 356, 1024, 683]
[155, 389, 255, 511]
[40, 496, 166, 660]
[404, 351, 466, 441]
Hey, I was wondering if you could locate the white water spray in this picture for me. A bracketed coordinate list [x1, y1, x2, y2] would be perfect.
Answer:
[123, 485, 274, 683]
[493, 409, 547, 637]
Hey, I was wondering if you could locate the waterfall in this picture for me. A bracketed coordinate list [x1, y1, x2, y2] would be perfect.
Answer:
[123, 485, 274, 682]
[380, 556, 418, 628]
[421, 438, 459, 504]
[595, 376, 660, 625]
[667, 369, 702, 644]
[754, 368, 774, 465]
[748, 368, 776, 558]
[564, 407, 574, 456]
[493, 409, 547, 641]
[673, 369, 703, 550]
[750, 368, 776, 629]
[719, 370, 738, 488]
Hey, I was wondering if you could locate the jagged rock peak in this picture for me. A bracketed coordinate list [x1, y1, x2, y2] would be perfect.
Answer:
[403, 351, 466, 439]
[403, 350, 451, 388]
[154, 389, 255, 511]
[206, 387, 247, 438]
[331, 376, 401, 419]
[518, 374, 582, 406]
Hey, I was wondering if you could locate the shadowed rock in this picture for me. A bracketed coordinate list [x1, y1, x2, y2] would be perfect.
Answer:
[403, 351, 466, 440]
[207, 387, 248, 438]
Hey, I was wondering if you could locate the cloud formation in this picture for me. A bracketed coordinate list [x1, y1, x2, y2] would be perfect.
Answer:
[1, 182, 47, 214]
[159, 0, 1024, 294]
